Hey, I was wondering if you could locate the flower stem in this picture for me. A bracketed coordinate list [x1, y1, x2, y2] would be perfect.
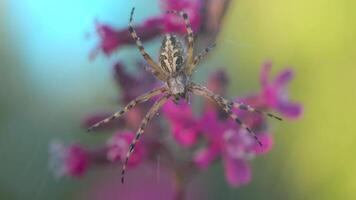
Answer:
[173, 172, 185, 200]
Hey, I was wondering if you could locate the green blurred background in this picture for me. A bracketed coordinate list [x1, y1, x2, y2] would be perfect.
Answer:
[1, 0, 355, 199]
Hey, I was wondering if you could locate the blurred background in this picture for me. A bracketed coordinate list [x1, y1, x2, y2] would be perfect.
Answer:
[1, 0, 356, 199]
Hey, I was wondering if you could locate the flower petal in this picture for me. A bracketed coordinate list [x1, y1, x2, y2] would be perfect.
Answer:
[94, 22, 121, 56]
[273, 68, 294, 89]
[262, 86, 278, 107]
[161, 0, 201, 33]
[199, 109, 226, 138]
[92, 19, 163, 58]
[194, 143, 219, 169]
[162, 99, 193, 121]
[163, 100, 200, 147]
[252, 133, 274, 154]
[66, 144, 89, 177]
[277, 101, 303, 119]
[49, 140, 89, 178]
[260, 61, 273, 88]
[172, 125, 199, 147]
[106, 131, 144, 167]
[222, 157, 251, 187]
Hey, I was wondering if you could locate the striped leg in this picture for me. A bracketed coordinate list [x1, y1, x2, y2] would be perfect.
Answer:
[129, 7, 167, 80]
[231, 102, 282, 121]
[190, 43, 216, 73]
[189, 83, 281, 146]
[166, 10, 194, 67]
[189, 83, 282, 120]
[121, 94, 170, 183]
[87, 87, 167, 131]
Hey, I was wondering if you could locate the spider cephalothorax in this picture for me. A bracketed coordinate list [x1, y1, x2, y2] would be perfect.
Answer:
[88, 7, 282, 183]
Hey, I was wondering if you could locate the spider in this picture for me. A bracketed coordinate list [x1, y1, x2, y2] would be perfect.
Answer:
[88, 7, 282, 183]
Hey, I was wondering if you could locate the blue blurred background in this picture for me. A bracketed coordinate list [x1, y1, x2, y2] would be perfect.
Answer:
[1, 0, 356, 199]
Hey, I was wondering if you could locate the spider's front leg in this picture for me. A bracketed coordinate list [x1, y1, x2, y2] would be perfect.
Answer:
[189, 43, 216, 74]
[121, 94, 170, 183]
[129, 7, 167, 81]
[87, 87, 167, 131]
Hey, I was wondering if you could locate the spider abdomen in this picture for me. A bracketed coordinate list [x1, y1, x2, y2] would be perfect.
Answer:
[159, 34, 185, 74]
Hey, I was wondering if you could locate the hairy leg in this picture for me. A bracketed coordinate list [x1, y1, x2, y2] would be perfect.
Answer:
[193, 43, 216, 66]
[189, 83, 282, 120]
[121, 94, 170, 183]
[87, 87, 167, 131]
[129, 7, 167, 80]
[189, 83, 281, 146]
[190, 43, 216, 73]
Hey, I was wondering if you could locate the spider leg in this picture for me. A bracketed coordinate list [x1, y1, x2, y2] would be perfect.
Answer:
[121, 94, 170, 183]
[231, 101, 282, 121]
[189, 83, 282, 120]
[166, 10, 194, 67]
[189, 43, 216, 74]
[129, 7, 167, 81]
[87, 87, 167, 131]
[189, 83, 281, 146]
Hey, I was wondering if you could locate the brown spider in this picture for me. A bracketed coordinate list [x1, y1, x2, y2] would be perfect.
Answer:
[88, 7, 282, 183]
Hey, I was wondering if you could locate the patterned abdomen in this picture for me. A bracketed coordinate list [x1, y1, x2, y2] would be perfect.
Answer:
[159, 34, 185, 74]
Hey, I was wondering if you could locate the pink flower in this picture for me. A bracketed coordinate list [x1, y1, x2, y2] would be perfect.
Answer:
[160, 0, 202, 33]
[92, 0, 202, 57]
[194, 109, 273, 187]
[49, 140, 90, 178]
[162, 99, 201, 147]
[91, 22, 121, 58]
[260, 61, 303, 118]
[91, 19, 163, 58]
[106, 131, 145, 167]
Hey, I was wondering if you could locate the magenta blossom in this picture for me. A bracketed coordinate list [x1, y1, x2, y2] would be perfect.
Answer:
[91, 19, 163, 58]
[162, 99, 201, 147]
[194, 109, 273, 187]
[91, 22, 121, 58]
[49, 140, 90, 178]
[260, 61, 303, 118]
[107, 131, 145, 167]
[160, 0, 201, 33]
[92, 0, 202, 57]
